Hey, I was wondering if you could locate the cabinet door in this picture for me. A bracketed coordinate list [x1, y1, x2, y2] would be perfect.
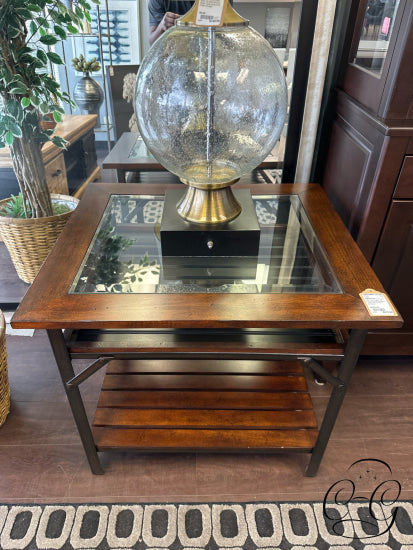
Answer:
[343, 0, 413, 119]
[45, 153, 68, 195]
[372, 200, 413, 332]
[81, 129, 98, 177]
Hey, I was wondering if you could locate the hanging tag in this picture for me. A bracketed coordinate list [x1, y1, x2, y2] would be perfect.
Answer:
[359, 289, 398, 317]
[196, 0, 227, 26]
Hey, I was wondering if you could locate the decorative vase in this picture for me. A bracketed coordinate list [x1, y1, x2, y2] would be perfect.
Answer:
[73, 75, 104, 126]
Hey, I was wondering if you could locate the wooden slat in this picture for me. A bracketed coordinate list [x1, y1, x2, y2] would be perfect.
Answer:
[93, 408, 318, 429]
[105, 359, 306, 376]
[102, 374, 308, 392]
[94, 353, 318, 453]
[93, 427, 318, 451]
[96, 390, 314, 410]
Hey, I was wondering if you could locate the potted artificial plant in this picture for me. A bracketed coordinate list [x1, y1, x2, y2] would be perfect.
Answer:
[0, 0, 98, 283]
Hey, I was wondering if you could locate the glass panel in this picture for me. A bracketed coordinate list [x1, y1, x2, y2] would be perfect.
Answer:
[352, 0, 400, 76]
[129, 135, 154, 159]
[70, 194, 342, 295]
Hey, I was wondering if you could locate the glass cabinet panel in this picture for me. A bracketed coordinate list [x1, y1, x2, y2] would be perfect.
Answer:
[352, 0, 400, 76]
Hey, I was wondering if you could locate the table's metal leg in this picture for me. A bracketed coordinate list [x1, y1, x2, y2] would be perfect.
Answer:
[305, 328, 367, 477]
[47, 329, 104, 475]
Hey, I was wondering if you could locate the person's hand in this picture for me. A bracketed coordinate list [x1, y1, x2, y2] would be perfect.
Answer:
[160, 12, 180, 32]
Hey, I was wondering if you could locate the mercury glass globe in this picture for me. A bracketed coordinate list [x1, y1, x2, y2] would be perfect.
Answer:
[134, 3, 287, 224]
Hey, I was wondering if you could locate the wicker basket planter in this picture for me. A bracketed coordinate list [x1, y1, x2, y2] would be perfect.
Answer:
[0, 194, 79, 284]
[0, 309, 10, 426]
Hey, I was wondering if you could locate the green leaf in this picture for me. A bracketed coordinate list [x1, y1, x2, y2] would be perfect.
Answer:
[42, 77, 59, 93]
[15, 7, 33, 19]
[53, 24, 67, 40]
[39, 102, 49, 114]
[51, 135, 67, 148]
[5, 131, 14, 146]
[27, 4, 43, 12]
[39, 35, 59, 45]
[10, 122, 23, 138]
[51, 104, 65, 114]
[35, 130, 52, 143]
[67, 24, 79, 33]
[19, 53, 35, 65]
[46, 51, 64, 65]
[36, 50, 48, 64]
[18, 46, 33, 55]
[21, 97, 31, 108]
[53, 111, 62, 123]
[8, 23, 22, 39]
[1, 69, 13, 85]
[10, 86, 28, 95]
[36, 16, 49, 27]
[29, 20, 37, 35]
[6, 99, 20, 118]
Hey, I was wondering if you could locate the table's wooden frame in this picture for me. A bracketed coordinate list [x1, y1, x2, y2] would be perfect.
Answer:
[102, 132, 285, 183]
[12, 183, 402, 476]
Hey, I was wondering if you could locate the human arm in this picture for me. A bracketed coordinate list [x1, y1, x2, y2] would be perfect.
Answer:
[149, 11, 180, 45]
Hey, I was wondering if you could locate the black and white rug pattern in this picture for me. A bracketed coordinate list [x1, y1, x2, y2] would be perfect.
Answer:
[0, 501, 412, 549]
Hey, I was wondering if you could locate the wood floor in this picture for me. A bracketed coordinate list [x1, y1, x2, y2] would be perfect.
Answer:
[1, 146, 412, 504]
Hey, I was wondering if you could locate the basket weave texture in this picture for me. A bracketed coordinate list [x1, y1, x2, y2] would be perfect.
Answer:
[0, 194, 79, 284]
[0, 309, 10, 426]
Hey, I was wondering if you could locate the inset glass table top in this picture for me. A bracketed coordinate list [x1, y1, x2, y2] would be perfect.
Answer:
[70, 194, 342, 295]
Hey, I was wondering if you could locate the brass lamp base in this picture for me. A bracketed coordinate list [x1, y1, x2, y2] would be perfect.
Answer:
[176, 184, 241, 224]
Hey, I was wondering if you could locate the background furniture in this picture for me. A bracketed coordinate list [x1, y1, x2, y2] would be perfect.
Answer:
[102, 132, 286, 184]
[320, 0, 413, 355]
[0, 115, 100, 200]
[11, 182, 402, 476]
[106, 65, 140, 140]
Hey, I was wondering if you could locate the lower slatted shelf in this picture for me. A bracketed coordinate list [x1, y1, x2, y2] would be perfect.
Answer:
[92, 359, 319, 453]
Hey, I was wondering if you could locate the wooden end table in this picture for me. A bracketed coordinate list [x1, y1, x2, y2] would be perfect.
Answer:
[102, 132, 285, 184]
[11, 182, 402, 475]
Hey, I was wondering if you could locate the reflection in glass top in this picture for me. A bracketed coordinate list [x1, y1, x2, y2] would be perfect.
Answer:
[70, 194, 342, 294]
[129, 136, 154, 159]
[352, 0, 400, 76]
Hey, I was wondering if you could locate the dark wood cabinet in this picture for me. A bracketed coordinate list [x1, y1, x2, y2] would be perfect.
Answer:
[320, 0, 413, 354]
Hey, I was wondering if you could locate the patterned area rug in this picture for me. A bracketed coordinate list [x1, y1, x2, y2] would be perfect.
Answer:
[0, 501, 412, 549]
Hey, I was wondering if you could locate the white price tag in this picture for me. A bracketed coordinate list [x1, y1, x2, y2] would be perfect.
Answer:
[360, 289, 397, 317]
[196, 0, 226, 26]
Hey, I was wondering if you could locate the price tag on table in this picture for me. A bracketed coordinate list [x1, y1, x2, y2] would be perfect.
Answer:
[360, 289, 398, 316]
[196, 0, 227, 26]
